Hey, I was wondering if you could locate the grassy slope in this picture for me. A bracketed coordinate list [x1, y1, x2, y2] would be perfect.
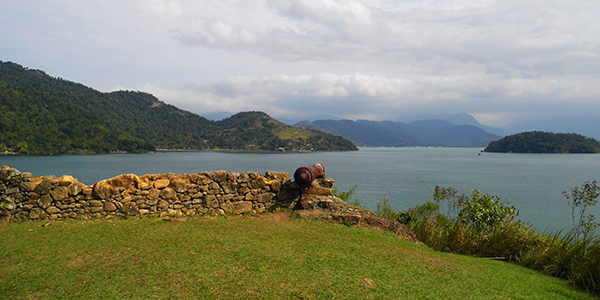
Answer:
[0, 212, 595, 300]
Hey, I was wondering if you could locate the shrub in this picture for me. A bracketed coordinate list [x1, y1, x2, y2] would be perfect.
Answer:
[332, 185, 362, 207]
[397, 184, 600, 295]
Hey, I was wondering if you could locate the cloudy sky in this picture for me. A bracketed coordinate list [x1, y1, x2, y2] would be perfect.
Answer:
[2, 0, 599, 127]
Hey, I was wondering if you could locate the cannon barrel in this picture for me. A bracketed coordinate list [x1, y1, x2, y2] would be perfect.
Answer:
[294, 163, 325, 189]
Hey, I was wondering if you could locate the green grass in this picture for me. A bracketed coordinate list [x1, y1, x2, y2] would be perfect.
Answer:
[0, 213, 596, 299]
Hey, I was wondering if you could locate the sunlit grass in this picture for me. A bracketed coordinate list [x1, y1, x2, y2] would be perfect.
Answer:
[0, 212, 595, 299]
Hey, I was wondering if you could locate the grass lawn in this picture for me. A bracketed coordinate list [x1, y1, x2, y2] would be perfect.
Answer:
[0, 212, 596, 299]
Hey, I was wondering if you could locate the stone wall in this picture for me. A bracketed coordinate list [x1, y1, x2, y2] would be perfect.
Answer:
[0, 165, 310, 222]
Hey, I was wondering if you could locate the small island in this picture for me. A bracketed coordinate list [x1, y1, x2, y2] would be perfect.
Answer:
[484, 131, 600, 153]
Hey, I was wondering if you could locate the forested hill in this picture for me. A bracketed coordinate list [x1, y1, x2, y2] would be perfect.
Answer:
[0, 61, 357, 154]
[484, 131, 600, 153]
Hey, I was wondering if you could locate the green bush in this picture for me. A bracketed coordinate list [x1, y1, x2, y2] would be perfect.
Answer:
[391, 183, 600, 295]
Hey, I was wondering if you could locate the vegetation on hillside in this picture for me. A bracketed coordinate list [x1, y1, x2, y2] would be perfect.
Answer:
[0, 61, 357, 154]
[484, 131, 600, 153]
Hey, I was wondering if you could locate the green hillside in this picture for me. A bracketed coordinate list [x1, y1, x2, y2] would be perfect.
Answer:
[0, 61, 357, 154]
[484, 131, 600, 153]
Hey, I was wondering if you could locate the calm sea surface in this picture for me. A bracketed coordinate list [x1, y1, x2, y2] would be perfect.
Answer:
[2, 147, 599, 233]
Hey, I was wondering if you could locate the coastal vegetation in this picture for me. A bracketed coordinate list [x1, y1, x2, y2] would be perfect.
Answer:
[0, 61, 357, 154]
[484, 131, 600, 153]
[0, 212, 594, 299]
[386, 182, 600, 295]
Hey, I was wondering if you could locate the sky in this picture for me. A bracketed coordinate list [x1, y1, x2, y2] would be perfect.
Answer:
[2, 0, 600, 128]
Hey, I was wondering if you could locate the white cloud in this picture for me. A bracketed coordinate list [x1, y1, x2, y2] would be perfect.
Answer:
[139, 70, 600, 124]
[3, 0, 600, 128]
[138, 0, 183, 17]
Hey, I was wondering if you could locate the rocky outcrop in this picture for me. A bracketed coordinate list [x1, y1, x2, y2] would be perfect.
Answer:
[294, 178, 418, 242]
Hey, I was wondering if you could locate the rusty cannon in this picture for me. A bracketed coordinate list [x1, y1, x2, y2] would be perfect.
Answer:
[294, 163, 325, 189]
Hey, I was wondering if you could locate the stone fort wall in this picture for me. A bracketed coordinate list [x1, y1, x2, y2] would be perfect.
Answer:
[0, 165, 319, 222]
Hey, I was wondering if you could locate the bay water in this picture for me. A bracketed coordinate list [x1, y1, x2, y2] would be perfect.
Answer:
[2, 147, 599, 233]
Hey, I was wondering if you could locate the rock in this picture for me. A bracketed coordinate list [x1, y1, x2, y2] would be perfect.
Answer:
[93, 180, 119, 199]
[34, 179, 53, 195]
[221, 202, 234, 213]
[265, 171, 290, 181]
[251, 177, 266, 189]
[58, 175, 76, 186]
[147, 188, 160, 200]
[38, 195, 53, 209]
[5, 187, 19, 195]
[29, 208, 43, 220]
[233, 201, 253, 214]
[160, 187, 178, 201]
[154, 179, 170, 189]
[68, 182, 84, 196]
[89, 207, 103, 213]
[103, 202, 117, 212]
[89, 200, 103, 207]
[50, 186, 69, 201]
[46, 206, 61, 214]
[170, 178, 187, 193]
[167, 209, 183, 217]
[256, 192, 276, 203]
[121, 202, 139, 215]
[157, 200, 169, 209]
[203, 195, 219, 208]
[24, 177, 43, 192]
[221, 182, 238, 194]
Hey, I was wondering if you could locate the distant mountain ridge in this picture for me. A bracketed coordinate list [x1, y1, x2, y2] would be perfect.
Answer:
[295, 118, 502, 147]
[0, 61, 357, 154]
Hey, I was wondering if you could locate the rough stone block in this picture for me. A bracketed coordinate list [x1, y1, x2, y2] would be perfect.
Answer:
[203, 194, 219, 208]
[233, 201, 253, 214]
[46, 206, 61, 214]
[154, 179, 170, 189]
[256, 192, 276, 203]
[50, 186, 69, 201]
[160, 187, 178, 201]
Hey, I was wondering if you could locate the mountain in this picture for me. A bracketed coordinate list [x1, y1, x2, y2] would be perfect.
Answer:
[484, 131, 600, 153]
[295, 119, 502, 147]
[405, 112, 506, 136]
[0, 61, 357, 154]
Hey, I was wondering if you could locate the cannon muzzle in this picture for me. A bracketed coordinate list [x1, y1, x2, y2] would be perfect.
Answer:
[294, 163, 325, 189]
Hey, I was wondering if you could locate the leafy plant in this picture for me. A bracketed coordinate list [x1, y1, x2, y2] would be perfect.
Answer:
[433, 186, 515, 233]
[375, 198, 395, 220]
[563, 180, 600, 238]
[332, 185, 362, 207]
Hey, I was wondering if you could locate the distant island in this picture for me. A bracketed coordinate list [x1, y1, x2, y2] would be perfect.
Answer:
[484, 131, 600, 153]
[0, 61, 357, 154]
